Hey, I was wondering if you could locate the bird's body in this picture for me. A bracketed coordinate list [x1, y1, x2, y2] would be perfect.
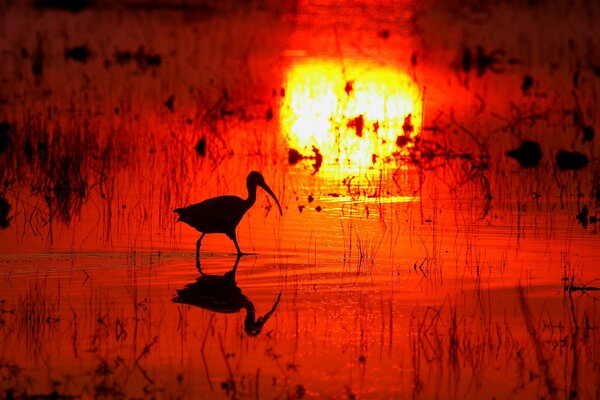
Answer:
[174, 171, 282, 264]
[175, 195, 248, 237]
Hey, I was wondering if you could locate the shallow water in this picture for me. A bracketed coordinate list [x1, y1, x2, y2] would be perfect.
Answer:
[1, 0, 599, 398]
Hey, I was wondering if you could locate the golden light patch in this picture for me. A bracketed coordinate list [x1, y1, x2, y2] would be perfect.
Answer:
[281, 60, 421, 174]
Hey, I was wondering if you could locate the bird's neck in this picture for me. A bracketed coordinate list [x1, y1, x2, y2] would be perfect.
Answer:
[245, 184, 257, 208]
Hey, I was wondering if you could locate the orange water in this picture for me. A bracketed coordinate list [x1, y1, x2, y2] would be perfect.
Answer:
[0, 1, 599, 398]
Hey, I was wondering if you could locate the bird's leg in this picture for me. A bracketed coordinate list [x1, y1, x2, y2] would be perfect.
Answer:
[231, 254, 241, 275]
[196, 233, 205, 274]
[232, 233, 243, 256]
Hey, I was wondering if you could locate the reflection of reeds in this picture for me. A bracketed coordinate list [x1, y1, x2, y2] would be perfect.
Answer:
[17, 278, 61, 360]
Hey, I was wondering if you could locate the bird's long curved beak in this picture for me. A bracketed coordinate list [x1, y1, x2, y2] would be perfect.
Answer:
[259, 182, 283, 216]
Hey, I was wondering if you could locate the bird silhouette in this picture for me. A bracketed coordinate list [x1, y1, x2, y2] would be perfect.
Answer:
[172, 255, 282, 336]
[174, 171, 283, 267]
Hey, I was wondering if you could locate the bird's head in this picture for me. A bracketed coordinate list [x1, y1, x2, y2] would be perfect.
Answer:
[247, 171, 283, 216]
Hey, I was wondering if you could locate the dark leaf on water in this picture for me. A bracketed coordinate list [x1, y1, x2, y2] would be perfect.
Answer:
[462, 48, 472, 73]
[33, 0, 93, 12]
[505, 140, 541, 168]
[344, 81, 353, 96]
[576, 205, 589, 229]
[0, 121, 11, 153]
[402, 114, 414, 135]
[65, 46, 91, 63]
[556, 150, 588, 171]
[582, 125, 594, 142]
[288, 148, 303, 165]
[348, 115, 364, 138]
[0, 195, 10, 228]
[195, 136, 206, 157]
[396, 135, 410, 148]
[311, 146, 323, 175]
[522, 75, 533, 94]
[164, 95, 175, 112]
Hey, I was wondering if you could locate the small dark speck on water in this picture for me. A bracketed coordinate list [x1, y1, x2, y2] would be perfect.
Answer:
[164, 95, 175, 112]
[582, 125, 594, 142]
[402, 114, 414, 135]
[522, 75, 534, 94]
[0, 121, 12, 153]
[344, 80, 354, 96]
[298, 205, 305, 213]
[311, 146, 323, 175]
[33, 0, 93, 12]
[577, 205, 590, 228]
[396, 135, 410, 148]
[379, 29, 389, 39]
[265, 107, 273, 121]
[348, 115, 364, 137]
[315, 206, 322, 212]
[0, 195, 10, 228]
[65, 45, 91, 63]
[195, 136, 206, 157]
[288, 148, 303, 165]
[556, 150, 589, 171]
[308, 195, 314, 203]
[505, 140, 542, 168]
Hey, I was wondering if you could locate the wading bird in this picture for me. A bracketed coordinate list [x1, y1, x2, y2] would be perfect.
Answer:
[172, 255, 282, 336]
[174, 171, 283, 265]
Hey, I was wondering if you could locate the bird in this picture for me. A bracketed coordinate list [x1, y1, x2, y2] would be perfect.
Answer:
[174, 171, 283, 266]
[172, 255, 282, 336]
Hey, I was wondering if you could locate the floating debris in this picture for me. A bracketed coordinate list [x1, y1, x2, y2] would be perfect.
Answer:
[195, 136, 206, 157]
[395, 135, 410, 148]
[311, 146, 323, 174]
[288, 148, 303, 165]
[315, 206, 322, 212]
[65, 45, 91, 63]
[348, 115, 364, 138]
[576, 205, 598, 229]
[378, 30, 390, 39]
[265, 107, 273, 121]
[344, 80, 354, 96]
[0, 121, 11, 153]
[521, 75, 534, 94]
[114, 47, 161, 71]
[461, 46, 510, 76]
[32, 35, 44, 83]
[582, 125, 594, 142]
[402, 114, 414, 135]
[556, 150, 588, 171]
[164, 95, 175, 112]
[0, 195, 9, 228]
[287, 147, 322, 175]
[33, 0, 93, 12]
[505, 140, 542, 168]
[577, 205, 589, 228]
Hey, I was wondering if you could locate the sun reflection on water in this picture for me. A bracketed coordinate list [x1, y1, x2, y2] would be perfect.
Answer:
[281, 60, 421, 175]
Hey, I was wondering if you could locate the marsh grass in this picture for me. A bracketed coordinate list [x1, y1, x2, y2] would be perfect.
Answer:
[0, 0, 599, 398]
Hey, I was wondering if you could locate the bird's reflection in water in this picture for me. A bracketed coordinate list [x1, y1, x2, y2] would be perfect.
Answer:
[173, 255, 281, 336]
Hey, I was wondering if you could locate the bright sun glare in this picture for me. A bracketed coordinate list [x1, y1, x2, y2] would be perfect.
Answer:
[281, 60, 421, 173]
